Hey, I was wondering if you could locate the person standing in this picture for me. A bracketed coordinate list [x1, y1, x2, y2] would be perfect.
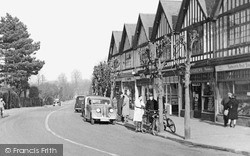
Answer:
[227, 94, 239, 128]
[145, 93, 158, 124]
[117, 91, 124, 121]
[133, 96, 145, 132]
[0, 98, 5, 118]
[221, 92, 232, 127]
[122, 90, 130, 123]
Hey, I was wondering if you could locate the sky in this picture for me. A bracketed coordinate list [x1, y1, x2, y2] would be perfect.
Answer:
[0, 0, 161, 82]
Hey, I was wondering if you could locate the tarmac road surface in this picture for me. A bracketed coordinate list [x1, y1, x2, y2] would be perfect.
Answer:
[0, 101, 242, 156]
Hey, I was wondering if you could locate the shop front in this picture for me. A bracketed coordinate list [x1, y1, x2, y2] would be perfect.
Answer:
[163, 75, 179, 116]
[216, 62, 250, 126]
[121, 77, 136, 110]
[180, 66, 215, 120]
[136, 77, 154, 103]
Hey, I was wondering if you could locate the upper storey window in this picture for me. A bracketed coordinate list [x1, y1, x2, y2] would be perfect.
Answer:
[222, 0, 249, 13]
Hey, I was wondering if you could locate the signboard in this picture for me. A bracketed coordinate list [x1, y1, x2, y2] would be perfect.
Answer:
[216, 61, 250, 72]
[179, 66, 214, 75]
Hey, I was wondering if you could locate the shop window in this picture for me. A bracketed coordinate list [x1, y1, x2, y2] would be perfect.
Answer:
[235, 81, 250, 117]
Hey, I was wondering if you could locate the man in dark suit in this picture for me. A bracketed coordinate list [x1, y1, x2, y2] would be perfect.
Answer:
[145, 93, 158, 124]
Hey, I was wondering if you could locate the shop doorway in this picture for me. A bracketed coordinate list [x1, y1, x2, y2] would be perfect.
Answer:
[192, 83, 202, 118]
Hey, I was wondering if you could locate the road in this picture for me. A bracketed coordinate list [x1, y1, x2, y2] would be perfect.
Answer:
[0, 101, 241, 156]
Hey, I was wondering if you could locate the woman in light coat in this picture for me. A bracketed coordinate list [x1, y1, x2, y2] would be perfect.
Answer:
[133, 96, 145, 132]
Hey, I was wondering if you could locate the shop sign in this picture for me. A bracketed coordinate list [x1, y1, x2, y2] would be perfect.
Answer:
[178, 67, 214, 75]
[192, 83, 201, 86]
[163, 76, 179, 83]
[190, 67, 214, 74]
[122, 77, 135, 81]
[216, 61, 250, 72]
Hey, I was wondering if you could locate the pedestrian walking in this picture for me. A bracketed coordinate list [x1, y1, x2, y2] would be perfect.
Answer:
[133, 96, 145, 132]
[0, 98, 5, 118]
[122, 90, 130, 123]
[227, 94, 239, 128]
[221, 92, 232, 127]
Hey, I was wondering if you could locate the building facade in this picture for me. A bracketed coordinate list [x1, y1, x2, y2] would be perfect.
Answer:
[107, 0, 250, 126]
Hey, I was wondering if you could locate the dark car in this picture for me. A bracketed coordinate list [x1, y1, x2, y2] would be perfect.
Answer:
[74, 95, 85, 112]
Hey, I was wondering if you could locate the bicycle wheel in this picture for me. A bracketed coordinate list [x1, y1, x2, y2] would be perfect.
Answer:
[167, 118, 176, 133]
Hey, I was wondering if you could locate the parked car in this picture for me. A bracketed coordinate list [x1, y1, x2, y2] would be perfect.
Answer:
[82, 95, 116, 125]
[53, 99, 61, 106]
[74, 95, 85, 112]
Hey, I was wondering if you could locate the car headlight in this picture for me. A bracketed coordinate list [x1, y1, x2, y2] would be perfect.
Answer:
[109, 108, 114, 113]
[96, 108, 101, 113]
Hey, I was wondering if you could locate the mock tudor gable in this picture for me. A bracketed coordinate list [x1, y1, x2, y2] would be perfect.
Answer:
[151, 0, 182, 40]
[108, 31, 122, 60]
[120, 24, 136, 52]
[134, 14, 155, 47]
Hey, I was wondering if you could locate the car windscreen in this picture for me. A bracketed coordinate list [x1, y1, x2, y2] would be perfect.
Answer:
[90, 98, 110, 105]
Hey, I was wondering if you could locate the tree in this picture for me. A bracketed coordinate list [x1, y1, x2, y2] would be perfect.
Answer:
[0, 13, 45, 97]
[91, 61, 111, 96]
[108, 58, 120, 100]
[139, 35, 171, 132]
[71, 69, 82, 95]
[57, 73, 74, 101]
[29, 86, 39, 98]
[38, 82, 59, 105]
[174, 30, 199, 139]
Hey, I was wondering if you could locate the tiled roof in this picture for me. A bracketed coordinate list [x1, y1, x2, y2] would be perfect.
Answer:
[124, 24, 136, 46]
[139, 14, 155, 39]
[161, 0, 182, 28]
[112, 31, 122, 50]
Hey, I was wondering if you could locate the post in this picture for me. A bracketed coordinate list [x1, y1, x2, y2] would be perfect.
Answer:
[184, 57, 191, 139]
[178, 79, 182, 117]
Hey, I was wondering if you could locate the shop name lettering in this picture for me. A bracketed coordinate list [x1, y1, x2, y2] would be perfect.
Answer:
[227, 62, 250, 69]
[217, 62, 250, 71]
[191, 67, 213, 74]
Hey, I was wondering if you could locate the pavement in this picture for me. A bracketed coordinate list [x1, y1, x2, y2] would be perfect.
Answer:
[117, 113, 250, 156]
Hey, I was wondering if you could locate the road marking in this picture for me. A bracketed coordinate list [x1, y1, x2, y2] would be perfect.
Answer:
[45, 105, 119, 156]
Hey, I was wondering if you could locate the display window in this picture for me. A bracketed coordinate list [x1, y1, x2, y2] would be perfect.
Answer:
[218, 81, 250, 116]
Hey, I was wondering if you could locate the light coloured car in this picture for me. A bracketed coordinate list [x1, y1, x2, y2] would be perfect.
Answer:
[53, 99, 61, 106]
[82, 95, 116, 125]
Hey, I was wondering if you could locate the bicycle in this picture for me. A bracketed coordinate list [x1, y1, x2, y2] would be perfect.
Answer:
[163, 109, 176, 133]
[141, 110, 159, 135]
